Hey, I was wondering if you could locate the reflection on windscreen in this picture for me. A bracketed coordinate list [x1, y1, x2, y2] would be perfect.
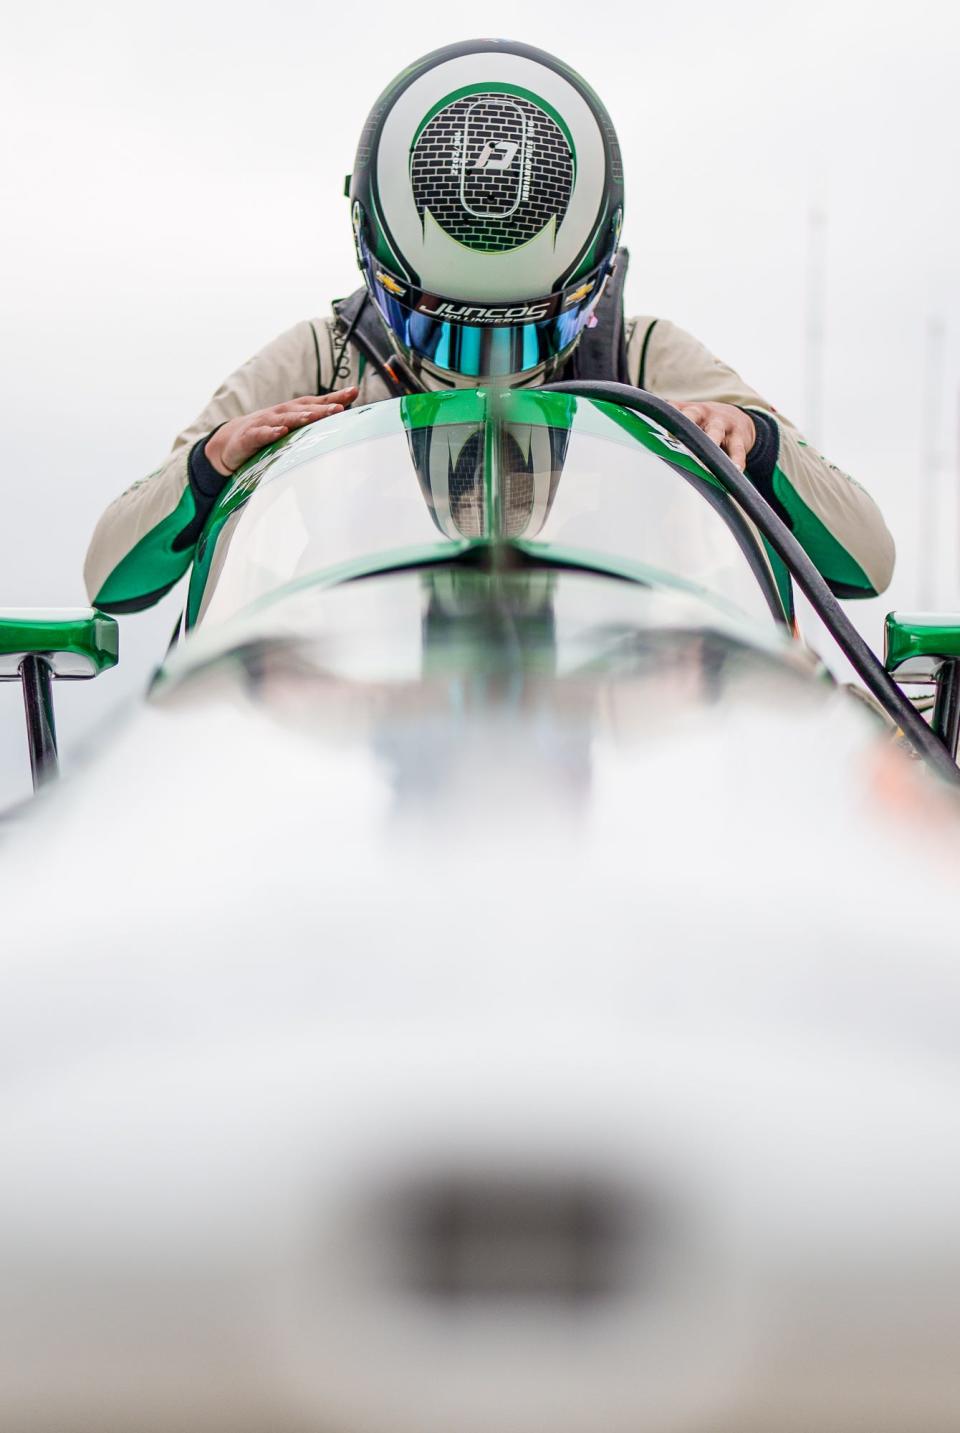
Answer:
[196, 404, 777, 628]
[405, 423, 572, 541]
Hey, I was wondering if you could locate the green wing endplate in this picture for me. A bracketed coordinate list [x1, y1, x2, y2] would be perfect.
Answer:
[0, 609, 119, 679]
[885, 611, 960, 680]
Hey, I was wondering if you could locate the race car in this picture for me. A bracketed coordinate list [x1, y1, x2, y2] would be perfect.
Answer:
[2, 386, 960, 1433]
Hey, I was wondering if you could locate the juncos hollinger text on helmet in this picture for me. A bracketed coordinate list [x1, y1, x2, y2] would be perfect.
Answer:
[348, 39, 624, 383]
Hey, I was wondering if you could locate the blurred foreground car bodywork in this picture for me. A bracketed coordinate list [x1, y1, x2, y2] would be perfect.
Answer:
[2, 389, 960, 1432]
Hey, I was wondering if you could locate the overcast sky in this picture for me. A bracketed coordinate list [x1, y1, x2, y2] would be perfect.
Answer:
[2, 0, 958, 805]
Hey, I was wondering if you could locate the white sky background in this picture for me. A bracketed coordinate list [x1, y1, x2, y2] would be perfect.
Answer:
[1, 0, 958, 805]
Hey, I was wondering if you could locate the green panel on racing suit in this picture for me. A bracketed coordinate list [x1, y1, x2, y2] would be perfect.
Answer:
[771, 464, 873, 598]
[93, 485, 198, 611]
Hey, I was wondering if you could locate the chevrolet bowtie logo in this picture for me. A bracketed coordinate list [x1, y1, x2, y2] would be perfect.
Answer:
[376, 271, 406, 297]
[564, 282, 595, 307]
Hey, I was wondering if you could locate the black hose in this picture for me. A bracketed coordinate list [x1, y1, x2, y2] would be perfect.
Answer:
[542, 379, 960, 786]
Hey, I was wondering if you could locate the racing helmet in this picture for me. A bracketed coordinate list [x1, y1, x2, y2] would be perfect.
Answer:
[348, 39, 624, 383]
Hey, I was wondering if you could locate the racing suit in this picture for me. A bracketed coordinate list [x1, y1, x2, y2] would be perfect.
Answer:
[83, 312, 895, 613]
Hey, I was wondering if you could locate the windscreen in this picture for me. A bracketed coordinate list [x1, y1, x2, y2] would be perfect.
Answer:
[193, 396, 781, 629]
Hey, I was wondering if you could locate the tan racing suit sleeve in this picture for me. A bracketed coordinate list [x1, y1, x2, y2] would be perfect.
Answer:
[627, 317, 895, 597]
[83, 319, 329, 610]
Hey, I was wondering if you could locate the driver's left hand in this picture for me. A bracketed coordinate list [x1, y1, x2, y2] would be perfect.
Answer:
[668, 401, 756, 472]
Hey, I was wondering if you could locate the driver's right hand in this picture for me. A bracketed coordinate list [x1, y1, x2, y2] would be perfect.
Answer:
[204, 387, 360, 477]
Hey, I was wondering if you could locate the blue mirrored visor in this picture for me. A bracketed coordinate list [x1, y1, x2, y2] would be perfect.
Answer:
[357, 236, 613, 378]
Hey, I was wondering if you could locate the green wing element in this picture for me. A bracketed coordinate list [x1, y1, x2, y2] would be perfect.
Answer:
[0, 608, 118, 678]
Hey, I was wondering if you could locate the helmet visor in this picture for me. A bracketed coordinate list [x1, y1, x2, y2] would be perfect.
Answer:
[357, 233, 614, 379]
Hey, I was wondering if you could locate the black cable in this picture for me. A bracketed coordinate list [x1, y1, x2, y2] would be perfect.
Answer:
[542, 379, 960, 786]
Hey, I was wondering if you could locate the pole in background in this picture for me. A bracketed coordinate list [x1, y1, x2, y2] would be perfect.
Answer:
[919, 317, 945, 608]
[804, 206, 827, 448]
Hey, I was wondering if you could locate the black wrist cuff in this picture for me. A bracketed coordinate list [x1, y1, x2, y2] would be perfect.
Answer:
[188, 428, 231, 500]
[171, 430, 231, 555]
[741, 408, 780, 485]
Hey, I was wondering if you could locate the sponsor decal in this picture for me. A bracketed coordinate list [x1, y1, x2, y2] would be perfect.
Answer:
[375, 271, 406, 297]
[563, 281, 595, 307]
[416, 299, 552, 326]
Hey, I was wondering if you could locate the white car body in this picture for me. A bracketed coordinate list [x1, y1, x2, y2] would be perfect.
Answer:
[2, 392, 958, 1432]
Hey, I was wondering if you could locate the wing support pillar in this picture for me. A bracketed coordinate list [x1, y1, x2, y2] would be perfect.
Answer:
[933, 659, 960, 761]
[18, 654, 58, 790]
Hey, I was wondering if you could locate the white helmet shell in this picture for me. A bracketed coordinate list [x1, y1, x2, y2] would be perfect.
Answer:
[349, 40, 624, 380]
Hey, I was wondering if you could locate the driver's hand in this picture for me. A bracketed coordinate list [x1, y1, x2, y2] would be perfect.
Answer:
[668, 401, 756, 472]
[204, 387, 360, 477]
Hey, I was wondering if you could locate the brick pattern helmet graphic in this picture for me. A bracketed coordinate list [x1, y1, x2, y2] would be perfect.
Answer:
[410, 94, 574, 253]
[349, 40, 624, 380]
